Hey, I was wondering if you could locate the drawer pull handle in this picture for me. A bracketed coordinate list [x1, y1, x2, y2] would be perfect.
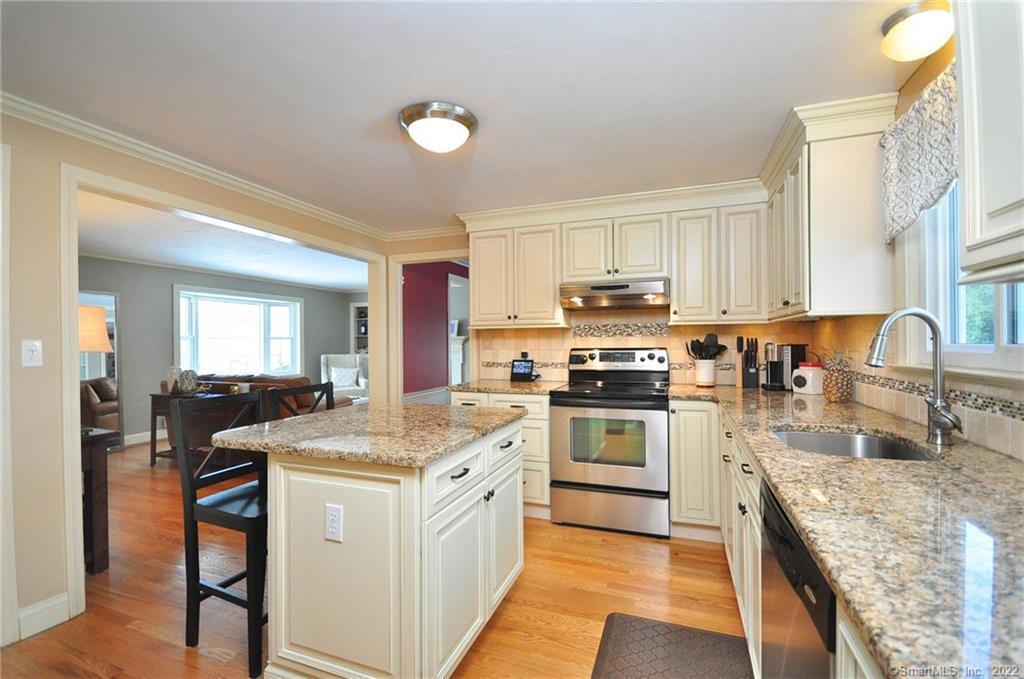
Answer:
[484, 489, 494, 502]
[725, 432, 733, 439]
[461, 402, 477, 406]
[500, 441, 515, 450]
[740, 463, 753, 475]
[509, 404, 527, 409]
[450, 467, 470, 481]
[738, 502, 747, 516]
[722, 454, 731, 463]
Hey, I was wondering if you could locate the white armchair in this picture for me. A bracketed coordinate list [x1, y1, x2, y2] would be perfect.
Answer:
[320, 354, 369, 402]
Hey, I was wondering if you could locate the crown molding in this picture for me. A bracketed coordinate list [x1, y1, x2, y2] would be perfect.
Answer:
[0, 92, 468, 244]
[760, 92, 898, 192]
[458, 178, 768, 232]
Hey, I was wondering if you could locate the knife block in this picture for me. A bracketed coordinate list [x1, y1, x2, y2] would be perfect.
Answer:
[741, 364, 760, 389]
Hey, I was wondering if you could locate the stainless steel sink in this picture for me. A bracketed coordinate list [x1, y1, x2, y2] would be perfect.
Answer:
[774, 430, 934, 461]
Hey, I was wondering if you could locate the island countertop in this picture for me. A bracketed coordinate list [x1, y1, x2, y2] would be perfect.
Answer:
[669, 384, 1024, 674]
[212, 403, 526, 467]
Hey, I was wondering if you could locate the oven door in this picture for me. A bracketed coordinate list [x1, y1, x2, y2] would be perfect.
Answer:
[550, 402, 668, 492]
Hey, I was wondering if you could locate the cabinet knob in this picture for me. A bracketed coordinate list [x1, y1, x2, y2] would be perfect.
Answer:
[606, 269, 612, 275]
[670, 408, 677, 414]
[507, 314, 512, 320]
[613, 268, 620, 274]
[782, 299, 791, 307]
[672, 309, 678, 315]
[721, 309, 728, 315]
[513, 314, 518, 319]
[738, 502, 747, 516]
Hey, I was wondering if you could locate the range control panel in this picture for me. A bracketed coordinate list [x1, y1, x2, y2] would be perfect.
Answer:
[567, 348, 669, 370]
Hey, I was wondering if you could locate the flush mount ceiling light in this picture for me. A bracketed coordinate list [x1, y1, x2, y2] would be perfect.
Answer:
[399, 101, 478, 153]
[880, 0, 954, 62]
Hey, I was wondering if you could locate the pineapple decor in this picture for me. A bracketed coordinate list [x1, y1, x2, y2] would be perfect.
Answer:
[822, 350, 855, 403]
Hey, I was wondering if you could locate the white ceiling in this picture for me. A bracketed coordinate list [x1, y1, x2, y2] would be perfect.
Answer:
[78, 191, 369, 291]
[2, 2, 915, 233]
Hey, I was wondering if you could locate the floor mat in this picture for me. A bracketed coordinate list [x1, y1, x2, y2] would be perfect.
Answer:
[591, 613, 753, 679]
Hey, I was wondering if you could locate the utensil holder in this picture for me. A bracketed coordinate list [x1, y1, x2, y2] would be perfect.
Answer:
[694, 360, 716, 387]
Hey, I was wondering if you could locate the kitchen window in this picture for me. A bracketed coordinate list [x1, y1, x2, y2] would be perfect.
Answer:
[174, 285, 302, 376]
[898, 182, 1024, 374]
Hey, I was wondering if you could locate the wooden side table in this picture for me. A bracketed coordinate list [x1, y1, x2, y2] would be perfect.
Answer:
[81, 427, 120, 575]
[149, 392, 227, 466]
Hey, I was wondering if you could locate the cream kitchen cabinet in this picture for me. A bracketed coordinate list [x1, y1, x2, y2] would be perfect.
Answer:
[470, 224, 565, 328]
[562, 214, 669, 282]
[719, 419, 736, 569]
[835, 604, 883, 679]
[669, 401, 719, 526]
[954, 0, 1024, 283]
[452, 392, 551, 507]
[669, 209, 718, 322]
[767, 149, 807, 319]
[720, 204, 768, 321]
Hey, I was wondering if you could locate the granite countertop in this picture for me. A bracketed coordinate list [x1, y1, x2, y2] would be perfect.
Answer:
[670, 385, 1024, 674]
[211, 403, 526, 467]
[449, 379, 565, 396]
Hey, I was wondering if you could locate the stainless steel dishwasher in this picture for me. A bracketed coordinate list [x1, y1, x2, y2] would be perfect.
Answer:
[761, 482, 836, 678]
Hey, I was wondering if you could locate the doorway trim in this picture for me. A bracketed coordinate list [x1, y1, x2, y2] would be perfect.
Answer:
[386, 249, 470, 404]
[0, 144, 19, 645]
[59, 164, 388, 620]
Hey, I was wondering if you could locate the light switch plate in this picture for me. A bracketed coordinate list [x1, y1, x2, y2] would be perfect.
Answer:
[21, 340, 43, 367]
[324, 503, 343, 543]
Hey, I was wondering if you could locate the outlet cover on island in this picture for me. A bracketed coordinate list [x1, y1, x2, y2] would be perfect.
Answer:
[21, 339, 43, 367]
[324, 503, 343, 543]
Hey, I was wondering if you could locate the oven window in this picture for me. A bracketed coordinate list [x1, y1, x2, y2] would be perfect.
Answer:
[569, 417, 647, 467]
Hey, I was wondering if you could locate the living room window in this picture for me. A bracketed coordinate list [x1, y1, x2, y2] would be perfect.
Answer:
[174, 285, 302, 376]
[898, 182, 1024, 374]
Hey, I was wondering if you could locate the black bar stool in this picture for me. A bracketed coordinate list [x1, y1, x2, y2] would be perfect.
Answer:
[170, 390, 267, 678]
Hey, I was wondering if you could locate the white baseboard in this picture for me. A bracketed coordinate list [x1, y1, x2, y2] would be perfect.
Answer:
[402, 387, 450, 405]
[670, 523, 724, 543]
[523, 504, 551, 520]
[18, 592, 69, 639]
[123, 429, 165, 446]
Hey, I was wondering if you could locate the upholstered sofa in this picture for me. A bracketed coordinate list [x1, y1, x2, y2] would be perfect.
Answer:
[81, 377, 120, 431]
[320, 354, 369, 402]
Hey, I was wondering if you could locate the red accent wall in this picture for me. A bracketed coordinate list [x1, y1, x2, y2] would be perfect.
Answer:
[403, 261, 469, 394]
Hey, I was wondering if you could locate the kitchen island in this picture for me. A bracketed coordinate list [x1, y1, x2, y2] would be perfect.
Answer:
[213, 403, 527, 679]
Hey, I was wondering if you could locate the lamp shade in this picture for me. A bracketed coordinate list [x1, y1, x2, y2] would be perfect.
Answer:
[79, 305, 113, 353]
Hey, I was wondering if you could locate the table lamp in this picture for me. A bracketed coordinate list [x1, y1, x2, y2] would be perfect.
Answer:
[79, 305, 113, 434]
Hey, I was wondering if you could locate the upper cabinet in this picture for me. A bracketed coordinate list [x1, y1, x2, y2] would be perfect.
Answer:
[954, 1, 1024, 283]
[561, 219, 613, 282]
[470, 224, 565, 328]
[562, 215, 668, 282]
[670, 209, 718, 322]
[767, 149, 808, 319]
[719, 205, 768, 321]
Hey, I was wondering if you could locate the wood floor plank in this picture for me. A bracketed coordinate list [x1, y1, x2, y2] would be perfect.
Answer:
[1, 443, 742, 677]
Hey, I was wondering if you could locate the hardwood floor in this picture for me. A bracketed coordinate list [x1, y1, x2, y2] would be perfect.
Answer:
[1, 443, 741, 678]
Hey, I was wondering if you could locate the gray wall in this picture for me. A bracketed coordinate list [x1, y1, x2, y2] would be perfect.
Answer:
[79, 256, 366, 436]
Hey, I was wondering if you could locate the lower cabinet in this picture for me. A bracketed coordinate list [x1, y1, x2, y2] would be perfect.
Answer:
[424, 454, 525, 678]
[719, 420, 736, 568]
[670, 402, 719, 526]
[836, 605, 883, 679]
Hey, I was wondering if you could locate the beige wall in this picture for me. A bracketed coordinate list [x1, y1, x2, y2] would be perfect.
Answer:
[1, 113, 388, 611]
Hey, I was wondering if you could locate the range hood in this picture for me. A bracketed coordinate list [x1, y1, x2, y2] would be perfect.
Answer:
[559, 278, 670, 310]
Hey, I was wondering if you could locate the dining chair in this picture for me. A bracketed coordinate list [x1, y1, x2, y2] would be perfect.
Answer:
[170, 390, 267, 678]
[264, 381, 335, 420]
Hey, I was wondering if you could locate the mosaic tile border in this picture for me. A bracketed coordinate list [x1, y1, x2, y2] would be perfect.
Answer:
[572, 322, 670, 338]
[849, 369, 1024, 420]
[481, 360, 567, 370]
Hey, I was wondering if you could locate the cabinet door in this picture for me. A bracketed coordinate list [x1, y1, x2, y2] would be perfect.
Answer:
[766, 192, 782, 317]
[720, 427, 735, 568]
[670, 210, 717, 322]
[836, 605, 884, 679]
[521, 461, 550, 506]
[514, 224, 563, 325]
[955, 1, 1024, 280]
[720, 205, 767, 320]
[562, 219, 614, 282]
[424, 487, 488, 678]
[743, 497, 762, 677]
[486, 461, 524, 611]
[469, 230, 514, 326]
[730, 462, 747, 619]
[670, 403, 719, 526]
[613, 215, 669, 279]
[785, 152, 807, 312]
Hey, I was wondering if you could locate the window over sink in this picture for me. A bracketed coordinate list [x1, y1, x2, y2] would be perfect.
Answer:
[174, 285, 303, 376]
[897, 182, 1024, 374]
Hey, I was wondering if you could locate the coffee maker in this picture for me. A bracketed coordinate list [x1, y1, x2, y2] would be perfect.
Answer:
[761, 343, 808, 391]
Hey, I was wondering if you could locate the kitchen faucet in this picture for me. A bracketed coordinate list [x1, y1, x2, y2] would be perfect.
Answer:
[865, 307, 963, 447]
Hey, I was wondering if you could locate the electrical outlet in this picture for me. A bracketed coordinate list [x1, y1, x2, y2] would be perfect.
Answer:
[324, 503, 343, 543]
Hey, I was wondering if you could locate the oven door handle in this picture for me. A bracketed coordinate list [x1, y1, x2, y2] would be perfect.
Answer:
[549, 397, 668, 411]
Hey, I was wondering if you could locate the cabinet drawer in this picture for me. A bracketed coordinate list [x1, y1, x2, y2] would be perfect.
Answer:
[423, 441, 487, 518]
[488, 394, 548, 419]
[520, 420, 549, 463]
[522, 461, 550, 505]
[451, 392, 488, 407]
[488, 425, 523, 472]
[731, 437, 762, 499]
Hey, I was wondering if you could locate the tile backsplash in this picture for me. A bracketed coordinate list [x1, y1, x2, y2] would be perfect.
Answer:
[471, 311, 1024, 460]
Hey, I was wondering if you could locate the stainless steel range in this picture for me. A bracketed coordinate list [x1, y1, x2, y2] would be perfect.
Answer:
[549, 347, 670, 537]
